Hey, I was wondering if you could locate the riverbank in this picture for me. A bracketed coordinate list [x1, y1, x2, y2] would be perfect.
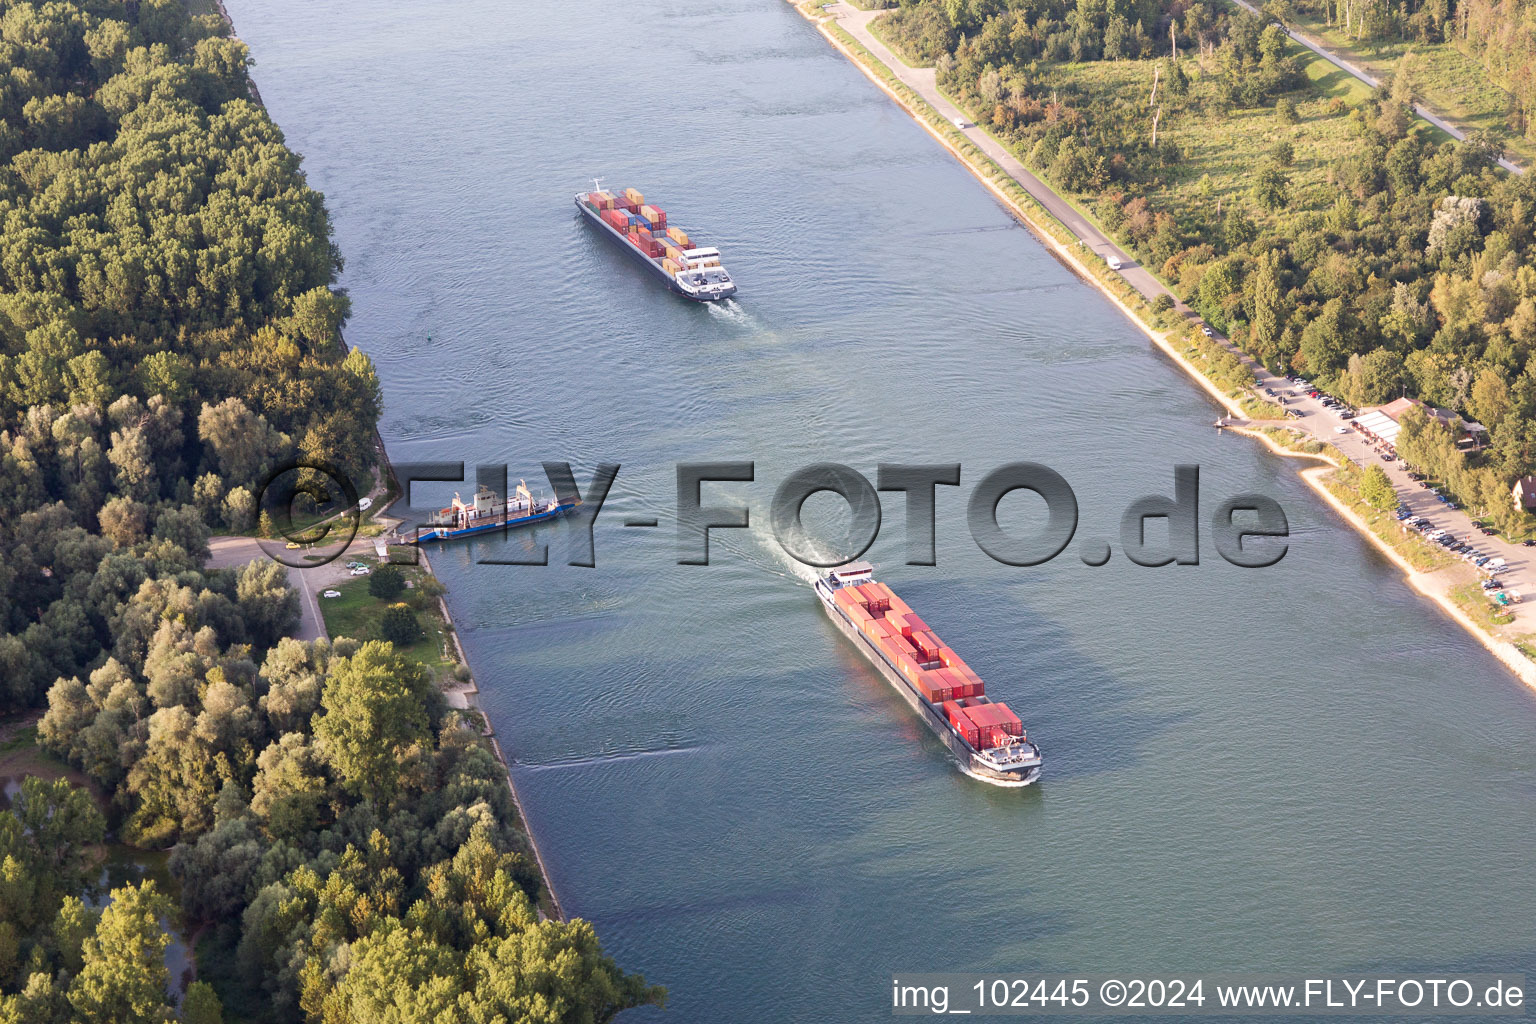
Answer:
[205, 0, 566, 922]
[409, 544, 566, 920]
[794, 0, 1536, 693]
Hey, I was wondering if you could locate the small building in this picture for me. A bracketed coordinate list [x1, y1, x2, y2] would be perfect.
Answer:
[1363, 396, 1486, 450]
[1514, 476, 1536, 512]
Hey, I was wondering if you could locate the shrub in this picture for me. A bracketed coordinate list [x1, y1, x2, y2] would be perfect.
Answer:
[380, 604, 422, 646]
[368, 564, 405, 600]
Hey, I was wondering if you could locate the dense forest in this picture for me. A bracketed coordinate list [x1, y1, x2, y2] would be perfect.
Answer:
[0, 0, 380, 713]
[0, 0, 658, 1020]
[879, 0, 1536, 530]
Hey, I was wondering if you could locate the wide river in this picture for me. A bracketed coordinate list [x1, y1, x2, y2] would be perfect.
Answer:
[229, 0, 1536, 1018]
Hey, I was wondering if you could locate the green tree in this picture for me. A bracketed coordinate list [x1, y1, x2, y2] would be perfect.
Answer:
[1344, 349, 1406, 407]
[380, 605, 422, 647]
[1249, 252, 1285, 362]
[314, 641, 431, 804]
[1469, 367, 1512, 429]
[67, 881, 174, 1024]
[1251, 161, 1290, 211]
[368, 564, 405, 601]
[181, 981, 224, 1024]
[1360, 465, 1398, 510]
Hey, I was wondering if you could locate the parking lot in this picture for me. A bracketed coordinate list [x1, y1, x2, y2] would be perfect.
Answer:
[1238, 364, 1536, 631]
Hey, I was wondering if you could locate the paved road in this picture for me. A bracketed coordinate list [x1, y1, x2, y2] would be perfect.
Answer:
[1226, 0, 1524, 176]
[207, 536, 384, 643]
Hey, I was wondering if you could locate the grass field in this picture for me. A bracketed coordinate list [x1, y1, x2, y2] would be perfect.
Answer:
[1275, 11, 1534, 166]
[318, 561, 458, 684]
[1022, 43, 1447, 235]
[1451, 581, 1518, 627]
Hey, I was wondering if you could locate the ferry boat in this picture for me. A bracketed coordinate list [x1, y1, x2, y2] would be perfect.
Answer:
[574, 181, 736, 302]
[815, 562, 1041, 786]
[410, 482, 573, 545]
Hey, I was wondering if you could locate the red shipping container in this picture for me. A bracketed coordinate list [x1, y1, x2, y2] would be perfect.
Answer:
[883, 609, 912, 636]
[953, 717, 980, 747]
[942, 699, 967, 728]
[934, 667, 972, 699]
[910, 631, 941, 661]
[966, 702, 1023, 736]
[833, 587, 860, 610]
[862, 618, 892, 640]
[860, 584, 890, 614]
[895, 653, 923, 683]
[976, 726, 1008, 749]
[940, 649, 982, 685]
[919, 670, 955, 703]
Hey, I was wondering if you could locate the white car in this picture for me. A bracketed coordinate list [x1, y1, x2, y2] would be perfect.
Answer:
[358, 497, 373, 511]
[1106, 255, 1124, 271]
[952, 116, 972, 129]
[322, 590, 341, 599]
[1334, 426, 1349, 434]
[350, 567, 370, 576]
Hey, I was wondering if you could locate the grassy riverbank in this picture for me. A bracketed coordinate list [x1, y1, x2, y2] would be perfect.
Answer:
[317, 559, 457, 682]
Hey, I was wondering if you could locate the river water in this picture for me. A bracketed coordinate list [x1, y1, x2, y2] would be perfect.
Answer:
[228, 0, 1536, 1018]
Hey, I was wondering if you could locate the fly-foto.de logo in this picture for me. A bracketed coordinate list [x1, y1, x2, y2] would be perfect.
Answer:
[368, 461, 1288, 570]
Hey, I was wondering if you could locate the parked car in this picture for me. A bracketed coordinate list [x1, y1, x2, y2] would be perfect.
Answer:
[323, 590, 341, 599]
[1524, 540, 1536, 547]
[358, 497, 373, 511]
[350, 567, 370, 576]
[1201, 324, 1215, 337]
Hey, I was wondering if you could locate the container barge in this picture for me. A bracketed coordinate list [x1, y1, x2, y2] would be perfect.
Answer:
[574, 182, 736, 302]
[409, 483, 573, 545]
[815, 562, 1041, 786]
